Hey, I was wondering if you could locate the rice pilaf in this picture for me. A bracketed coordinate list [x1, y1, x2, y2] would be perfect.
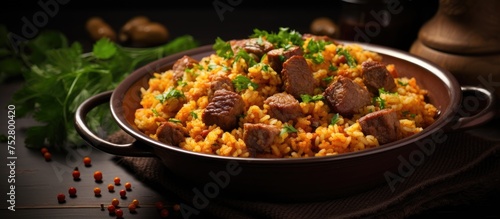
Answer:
[134, 28, 438, 158]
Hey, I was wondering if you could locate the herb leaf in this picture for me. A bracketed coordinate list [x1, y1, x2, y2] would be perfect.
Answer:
[300, 94, 324, 103]
[280, 124, 298, 135]
[213, 37, 234, 59]
[330, 113, 339, 126]
[336, 48, 357, 68]
[232, 75, 258, 92]
[155, 88, 185, 104]
[93, 38, 117, 59]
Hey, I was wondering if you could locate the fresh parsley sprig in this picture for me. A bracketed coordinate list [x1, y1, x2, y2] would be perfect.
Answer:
[9, 30, 198, 150]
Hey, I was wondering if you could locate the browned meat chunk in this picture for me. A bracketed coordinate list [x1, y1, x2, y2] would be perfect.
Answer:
[264, 92, 303, 122]
[202, 89, 245, 131]
[302, 33, 338, 44]
[358, 109, 402, 144]
[362, 60, 396, 94]
[230, 38, 274, 59]
[243, 123, 280, 156]
[324, 76, 371, 117]
[281, 55, 315, 99]
[267, 46, 303, 73]
[172, 55, 198, 82]
[207, 75, 234, 101]
[156, 121, 187, 146]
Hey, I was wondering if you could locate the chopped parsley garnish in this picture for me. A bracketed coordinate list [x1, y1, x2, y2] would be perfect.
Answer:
[304, 39, 329, 64]
[336, 48, 357, 68]
[213, 37, 234, 59]
[190, 111, 198, 119]
[280, 124, 298, 135]
[207, 64, 218, 71]
[168, 118, 182, 123]
[250, 27, 303, 49]
[300, 94, 324, 103]
[328, 63, 338, 71]
[151, 108, 159, 117]
[177, 80, 187, 87]
[260, 64, 270, 72]
[398, 80, 408, 86]
[232, 75, 258, 92]
[378, 88, 397, 95]
[374, 97, 386, 109]
[155, 88, 185, 104]
[323, 76, 333, 84]
[234, 49, 257, 67]
[330, 113, 339, 126]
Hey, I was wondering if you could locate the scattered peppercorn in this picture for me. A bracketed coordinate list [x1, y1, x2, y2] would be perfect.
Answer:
[72, 167, 80, 181]
[40, 147, 49, 155]
[94, 171, 103, 182]
[107, 204, 116, 214]
[132, 199, 139, 207]
[108, 184, 115, 192]
[128, 203, 137, 213]
[160, 208, 169, 218]
[173, 204, 181, 211]
[94, 187, 101, 196]
[124, 182, 132, 191]
[68, 187, 77, 197]
[155, 201, 164, 210]
[83, 156, 92, 167]
[57, 193, 66, 203]
[43, 152, 52, 161]
[115, 208, 124, 218]
[111, 198, 120, 207]
[119, 189, 126, 199]
[114, 177, 121, 185]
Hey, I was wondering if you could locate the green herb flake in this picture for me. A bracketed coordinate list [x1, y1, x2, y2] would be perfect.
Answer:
[328, 63, 338, 71]
[374, 97, 386, 109]
[232, 75, 258, 92]
[330, 113, 339, 126]
[190, 111, 198, 119]
[168, 118, 182, 123]
[235, 49, 257, 67]
[280, 124, 298, 135]
[207, 64, 218, 71]
[336, 48, 357, 68]
[398, 80, 408, 86]
[300, 94, 324, 103]
[151, 108, 159, 117]
[177, 80, 187, 87]
[92, 38, 117, 59]
[213, 37, 234, 59]
[323, 76, 333, 84]
[155, 88, 185, 104]
[251, 27, 304, 49]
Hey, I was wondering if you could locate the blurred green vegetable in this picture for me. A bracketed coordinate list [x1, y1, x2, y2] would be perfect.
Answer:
[5, 25, 198, 150]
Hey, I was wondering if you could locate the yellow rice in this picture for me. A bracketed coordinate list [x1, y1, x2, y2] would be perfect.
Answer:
[134, 35, 438, 158]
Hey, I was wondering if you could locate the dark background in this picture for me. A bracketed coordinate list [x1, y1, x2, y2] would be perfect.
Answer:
[1, 0, 439, 52]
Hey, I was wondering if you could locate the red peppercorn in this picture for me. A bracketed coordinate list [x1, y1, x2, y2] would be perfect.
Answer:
[115, 209, 124, 218]
[114, 177, 121, 185]
[173, 204, 181, 211]
[119, 189, 126, 198]
[72, 168, 80, 180]
[83, 156, 92, 167]
[155, 201, 164, 210]
[68, 187, 77, 197]
[41, 147, 49, 155]
[107, 204, 116, 214]
[94, 187, 101, 196]
[124, 182, 132, 191]
[132, 199, 139, 207]
[107, 184, 115, 192]
[94, 171, 103, 182]
[128, 203, 137, 213]
[43, 152, 52, 161]
[111, 198, 119, 207]
[160, 208, 169, 218]
[57, 193, 66, 203]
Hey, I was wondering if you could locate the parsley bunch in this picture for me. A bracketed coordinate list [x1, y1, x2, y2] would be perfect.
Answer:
[7, 29, 198, 150]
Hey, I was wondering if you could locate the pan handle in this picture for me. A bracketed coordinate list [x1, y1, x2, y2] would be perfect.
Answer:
[74, 90, 155, 157]
[450, 86, 496, 131]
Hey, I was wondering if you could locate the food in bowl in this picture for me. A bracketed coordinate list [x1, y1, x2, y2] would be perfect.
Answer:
[133, 27, 438, 158]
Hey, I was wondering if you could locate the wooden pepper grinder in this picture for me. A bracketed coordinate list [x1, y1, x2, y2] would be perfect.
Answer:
[410, 0, 500, 112]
